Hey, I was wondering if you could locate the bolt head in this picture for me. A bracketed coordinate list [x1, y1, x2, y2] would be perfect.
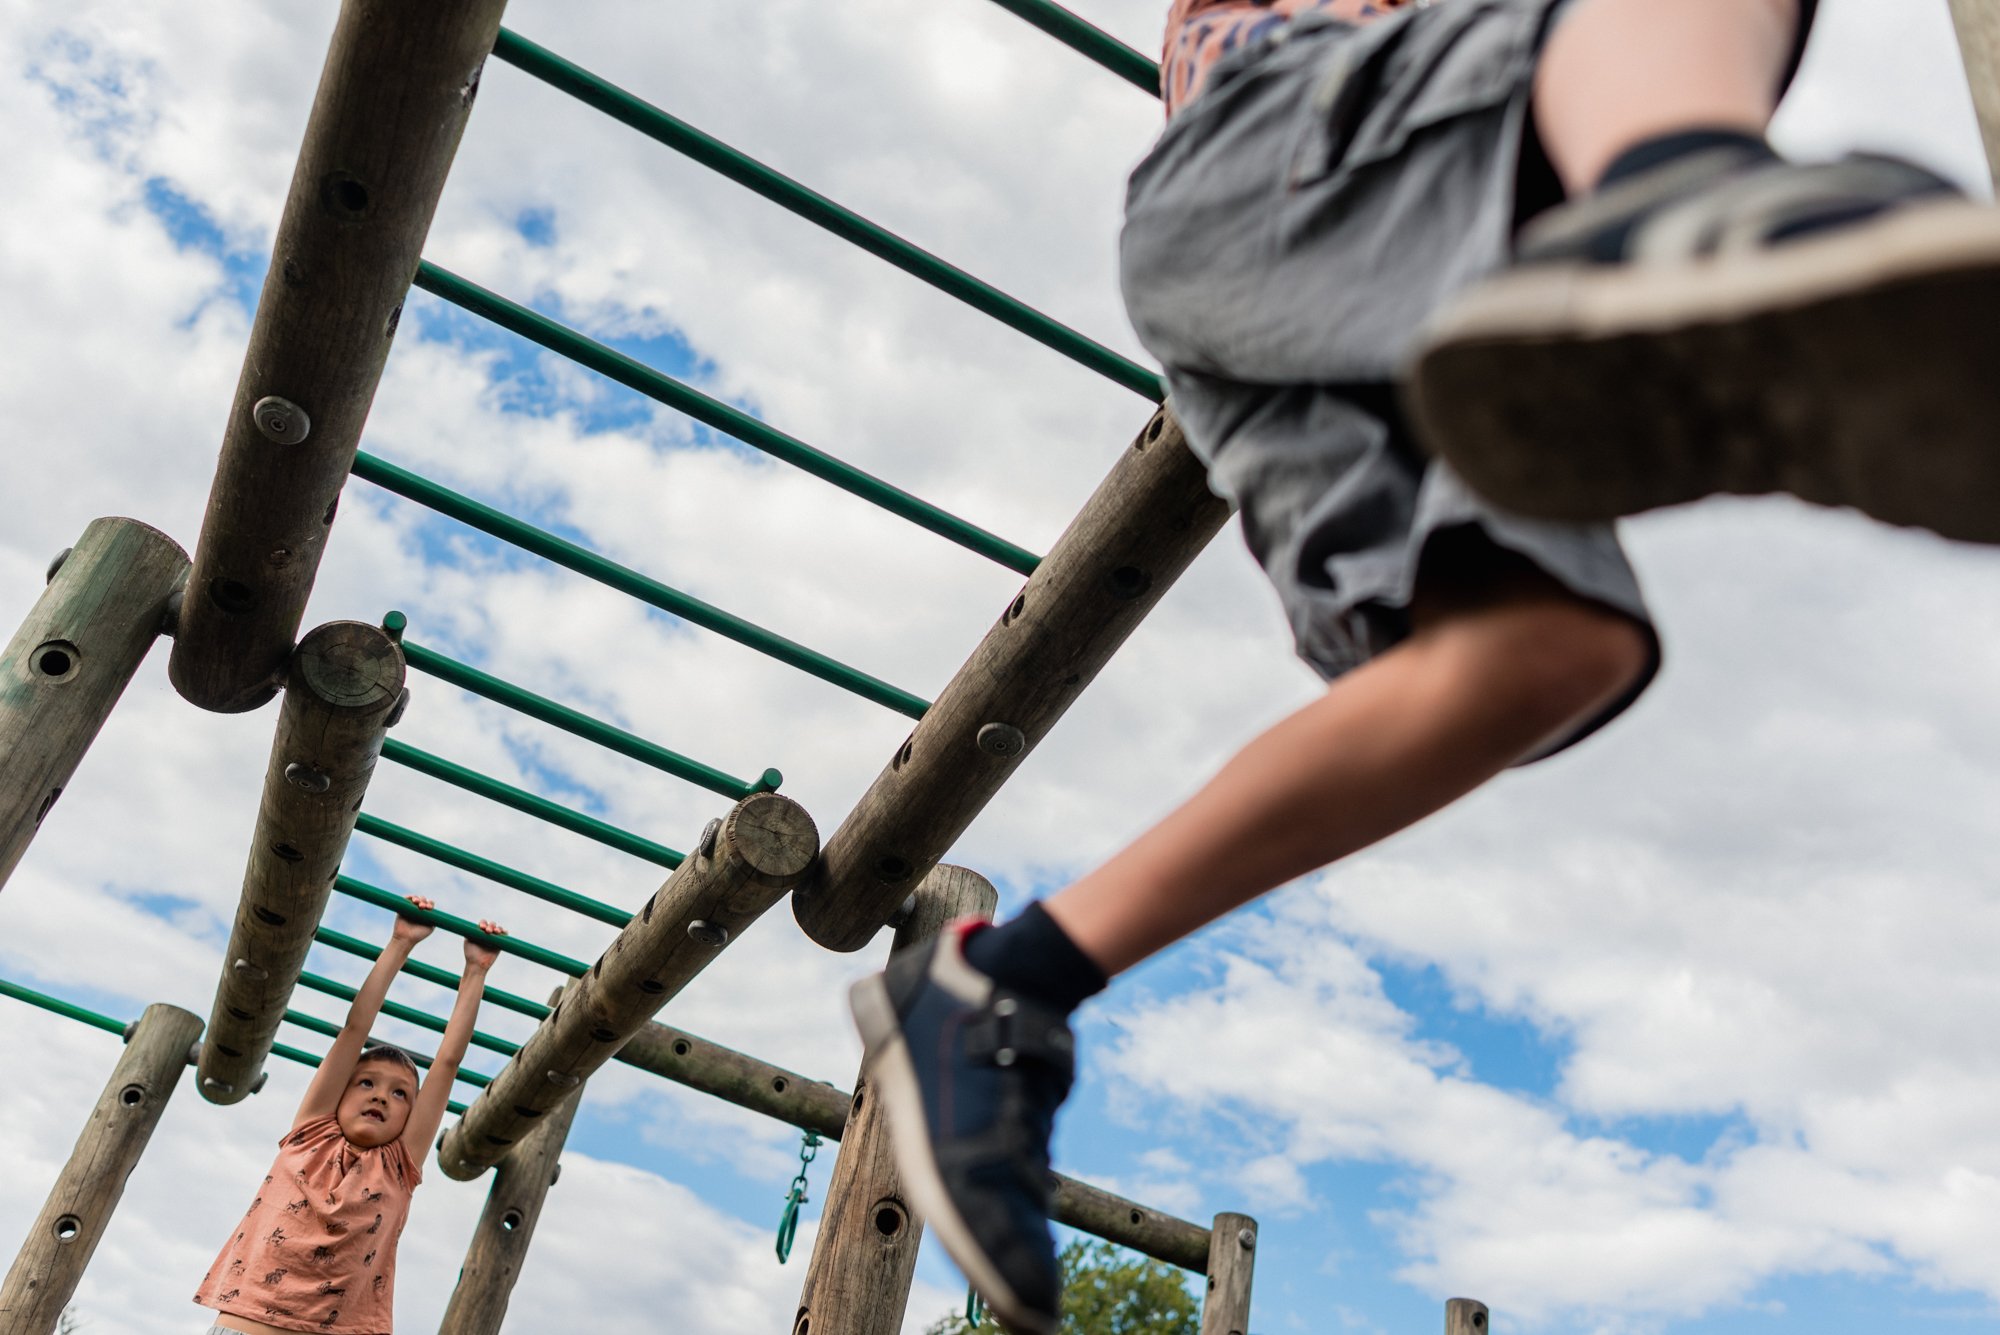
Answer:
[44, 547, 71, 584]
[252, 395, 312, 445]
[698, 818, 721, 858]
[284, 762, 331, 794]
[976, 723, 1026, 758]
[687, 919, 729, 948]
[1237, 1228, 1256, 1250]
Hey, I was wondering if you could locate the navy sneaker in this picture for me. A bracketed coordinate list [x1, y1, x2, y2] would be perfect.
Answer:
[1408, 148, 2000, 543]
[850, 920, 1074, 1335]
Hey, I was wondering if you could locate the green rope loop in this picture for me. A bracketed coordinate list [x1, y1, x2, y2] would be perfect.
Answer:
[775, 1130, 823, 1263]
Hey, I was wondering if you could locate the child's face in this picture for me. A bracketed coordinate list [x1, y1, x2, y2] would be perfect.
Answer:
[336, 1064, 415, 1147]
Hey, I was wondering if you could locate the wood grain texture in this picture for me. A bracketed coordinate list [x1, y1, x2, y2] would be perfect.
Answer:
[170, 0, 510, 712]
[437, 1086, 580, 1335]
[1199, 1213, 1257, 1335]
[1950, 0, 2000, 187]
[0, 1004, 204, 1333]
[0, 517, 188, 891]
[438, 792, 819, 1179]
[792, 408, 1230, 951]
[793, 867, 998, 1335]
[1445, 1297, 1491, 1335]
[197, 621, 405, 1103]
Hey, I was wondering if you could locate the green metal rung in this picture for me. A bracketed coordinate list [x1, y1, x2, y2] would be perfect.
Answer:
[354, 812, 634, 929]
[488, 28, 1163, 401]
[265, 1037, 469, 1116]
[332, 875, 592, 978]
[313, 927, 554, 1023]
[980, 0, 1161, 93]
[410, 262, 1044, 577]
[295, 972, 523, 1060]
[282, 1009, 495, 1091]
[380, 740, 685, 869]
[0, 977, 128, 1037]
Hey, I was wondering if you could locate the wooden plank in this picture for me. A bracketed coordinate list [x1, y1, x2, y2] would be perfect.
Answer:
[794, 866, 998, 1335]
[0, 518, 188, 891]
[1446, 1297, 1491, 1335]
[437, 792, 819, 1179]
[169, 0, 510, 713]
[1950, 0, 2000, 188]
[197, 621, 406, 1103]
[792, 407, 1230, 951]
[1199, 1213, 1257, 1335]
[0, 1004, 205, 1332]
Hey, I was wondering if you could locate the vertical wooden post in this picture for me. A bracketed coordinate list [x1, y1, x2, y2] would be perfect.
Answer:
[437, 1086, 581, 1335]
[198, 620, 406, 1103]
[1199, 1212, 1257, 1335]
[0, 1004, 205, 1332]
[792, 866, 997, 1335]
[1446, 1297, 1491, 1335]
[0, 518, 188, 891]
[1950, 0, 2000, 188]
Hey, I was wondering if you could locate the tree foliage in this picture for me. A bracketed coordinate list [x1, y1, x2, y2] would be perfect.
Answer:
[927, 1238, 1201, 1335]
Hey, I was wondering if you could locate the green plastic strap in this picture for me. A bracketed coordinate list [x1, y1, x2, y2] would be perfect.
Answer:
[354, 812, 634, 929]
[265, 1036, 470, 1115]
[488, 28, 1163, 402]
[332, 875, 592, 978]
[0, 977, 128, 1037]
[295, 971, 523, 1059]
[380, 739, 686, 869]
[312, 927, 554, 1023]
[353, 450, 929, 720]
[980, 0, 1161, 94]
[967, 1285, 987, 1328]
[410, 262, 1044, 578]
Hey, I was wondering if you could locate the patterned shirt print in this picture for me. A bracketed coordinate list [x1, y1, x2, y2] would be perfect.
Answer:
[1163, 0, 1421, 115]
[194, 1116, 421, 1334]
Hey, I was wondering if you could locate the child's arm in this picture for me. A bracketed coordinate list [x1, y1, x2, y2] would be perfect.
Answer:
[402, 919, 507, 1157]
[292, 896, 436, 1129]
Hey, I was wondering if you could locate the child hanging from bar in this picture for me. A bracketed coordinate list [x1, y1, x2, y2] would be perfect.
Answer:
[195, 896, 508, 1335]
[852, 0, 2000, 1330]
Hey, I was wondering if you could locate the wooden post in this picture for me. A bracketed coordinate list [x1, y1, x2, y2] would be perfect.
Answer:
[437, 1084, 581, 1334]
[1199, 1213, 1257, 1335]
[169, 0, 511, 713]
[1446, 1297, 1491, 1335]
[198, 621, 406, 1103]
[794, 866, 998, 1335]
[0, 518, 188, 891]
[0, 1004, 205, 1332]
[1950, 0, 2000, 189]
[438, 792, 819, 1179]
[792, 408, 1230, 951]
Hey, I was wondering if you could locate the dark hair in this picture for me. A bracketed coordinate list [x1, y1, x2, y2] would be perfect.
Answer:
[355, 1043, 420, 1079]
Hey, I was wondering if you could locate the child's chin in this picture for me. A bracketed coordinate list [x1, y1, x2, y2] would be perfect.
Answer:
[342, 1119, 394, 1145]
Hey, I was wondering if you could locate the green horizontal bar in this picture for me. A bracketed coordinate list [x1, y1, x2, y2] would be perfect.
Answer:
[980, 0, 1161, 94]
[0, 978, 127, 1037]
[411, 262, 1044, 578]
[332, 875, 592, 978]
[271, 1040, 324, 1069]
[355, 452, 929, 720]
[489, 28, 1163, 402]
[355, 812, 635, 929]
[282, 1010, 494, 1092]
[296, 972, 523, 1060]
[313, 928, 553, 1023]
[380, 740, 686, 869]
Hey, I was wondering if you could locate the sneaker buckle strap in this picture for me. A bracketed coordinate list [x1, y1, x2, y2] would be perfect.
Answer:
[963, 996, 1074, 1072]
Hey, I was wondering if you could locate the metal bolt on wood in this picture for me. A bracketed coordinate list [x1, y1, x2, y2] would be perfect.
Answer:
[1199, 1212, 1257, 1335]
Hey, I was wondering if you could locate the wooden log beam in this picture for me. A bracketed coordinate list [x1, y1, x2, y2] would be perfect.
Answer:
[792, 407, 1230, 951]
[438, 1064, 580, 1335]
[1446, 1297, 1491, 1335]
[0, 518, 188, 891]
[1198, 1213, 1257, 1335]
[0, 1004, 205, 1332]
[794, 866, 997, 1335]
[169, 0, 510, 713]
[1950, 0, 2000, 188]
[437, 792, 818, 1179]
[198, 621, 406, 1103]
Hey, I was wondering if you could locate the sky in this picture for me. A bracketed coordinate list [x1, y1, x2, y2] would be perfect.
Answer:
[1, 1, 1997, 1334]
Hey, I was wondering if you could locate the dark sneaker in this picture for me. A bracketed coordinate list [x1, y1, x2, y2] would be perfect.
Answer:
[849, 920, 1073, 1335]
[1407, 147, 2000, 543]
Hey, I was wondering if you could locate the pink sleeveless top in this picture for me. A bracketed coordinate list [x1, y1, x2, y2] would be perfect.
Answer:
[194, 1117, 422, 1334]
[1164, 0, 1418, 114]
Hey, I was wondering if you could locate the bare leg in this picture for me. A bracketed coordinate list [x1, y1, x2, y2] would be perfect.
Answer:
[1534, 0, 1798, 194]
[1044, 560, 1651, 977]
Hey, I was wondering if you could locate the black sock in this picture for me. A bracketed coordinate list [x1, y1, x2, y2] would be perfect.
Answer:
[962, 901, 1108, 1014]
[1596, 127, 1776, 192]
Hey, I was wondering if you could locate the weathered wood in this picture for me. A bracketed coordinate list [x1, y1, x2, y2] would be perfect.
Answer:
[0, 1004, 205, 1332]
[795, 866, 998, 1335]
[793, 407, 1230, 951]
[437, 1084, 580, 1335]
[1950, 0, 2000, 188]
[1199, 1213, 1257, 1335]
[170, 0, 511, 713]
[198, 621, 406, 1103]
[438, 792, 819, 1179]
[1446, 1297, 1491, 1335]
[0, 518, 188, 891]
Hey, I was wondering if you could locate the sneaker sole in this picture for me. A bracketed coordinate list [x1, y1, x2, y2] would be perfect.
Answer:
[1407, 199, 2000, 543]
[849, 974, 1058, 1335]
